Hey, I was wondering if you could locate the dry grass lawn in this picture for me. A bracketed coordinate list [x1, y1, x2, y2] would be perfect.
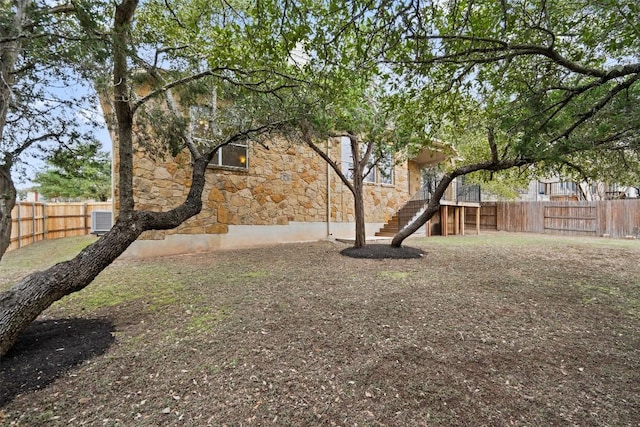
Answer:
[1, 232, 639, 426]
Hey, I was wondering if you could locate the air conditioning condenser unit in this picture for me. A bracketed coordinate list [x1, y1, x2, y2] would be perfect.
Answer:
[90, 210, 113, 235]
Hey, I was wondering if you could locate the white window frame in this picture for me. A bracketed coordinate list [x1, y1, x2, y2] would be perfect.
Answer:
[363, 163, 376, 183]
[340, 136, 395, 185]
[378, 154, 395, 185]
[190, 100, 249, 171]
[210, 142, 249, 170]
[340, 136, 354, 180]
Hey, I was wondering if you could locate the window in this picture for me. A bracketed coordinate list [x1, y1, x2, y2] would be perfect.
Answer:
[562, 181, 576, 193]
[378, 154, 394, 185]
[340, 136, 354, 180]
[190, 102, 248, 170]
[190, 104, 216, 143]
[340, 136, 394, 184]
[213, 142, 248, 169]
[379, 169, 393, 184]
[363, 163, 376, 183]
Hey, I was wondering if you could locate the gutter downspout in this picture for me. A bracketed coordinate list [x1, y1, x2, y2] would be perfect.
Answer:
[326, 138, 332, 238]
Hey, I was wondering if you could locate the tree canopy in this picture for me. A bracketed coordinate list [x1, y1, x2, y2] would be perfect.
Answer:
[33, 141, 111, 201]
[0, 0, 310, 355]
[1, 0, 111, 258]
[385, 0, 640, 184]
[259, 0, 638, 245]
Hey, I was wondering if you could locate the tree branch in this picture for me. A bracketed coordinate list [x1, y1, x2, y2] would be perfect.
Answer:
[8, 129, 67, 160]
[487, 127, 498, 162]
[551, 73, 640, 143]
[403, 34, 640, 80]
[304, 136, 356, 196]
[131, 67, 301, 113]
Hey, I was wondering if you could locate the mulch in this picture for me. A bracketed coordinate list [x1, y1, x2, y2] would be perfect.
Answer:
[0, 318, 115, 406]
[340, 244, 424, 259]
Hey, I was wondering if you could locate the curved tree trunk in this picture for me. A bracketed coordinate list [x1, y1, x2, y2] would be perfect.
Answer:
[0, 216, 142, 356]
[0, 165, 17, 262]
[391, 157, 530, 248]
[0, 156, 209, 356]
[1, 0, 217, 357]
[391, 173, 454, 247]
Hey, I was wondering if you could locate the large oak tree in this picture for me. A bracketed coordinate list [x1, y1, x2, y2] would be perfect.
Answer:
[251, 0, 639, 249]
[0, 0, 302, 356]
[380, 0, 640, 246]
[385, 0, 640, 246]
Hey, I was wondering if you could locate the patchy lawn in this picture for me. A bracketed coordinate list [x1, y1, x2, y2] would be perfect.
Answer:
[1, 233, 639, 426]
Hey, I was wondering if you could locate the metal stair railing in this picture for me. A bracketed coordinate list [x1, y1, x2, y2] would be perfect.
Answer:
[397, 187, 433, 230]
[456, 183, 481, 203]
[394, 181, 481, 232]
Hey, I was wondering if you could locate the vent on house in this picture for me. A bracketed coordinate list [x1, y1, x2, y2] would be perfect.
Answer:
[90, 210, 113, 235]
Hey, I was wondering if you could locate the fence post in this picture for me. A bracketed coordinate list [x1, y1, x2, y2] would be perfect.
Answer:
[83, 202, 88, 235]
[16, 202, 21, 249]
[43, 203, 48, 240]
[32, 202, 36, 243]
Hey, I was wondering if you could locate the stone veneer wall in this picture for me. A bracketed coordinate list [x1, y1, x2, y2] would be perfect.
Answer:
[111, 135, 417, 257]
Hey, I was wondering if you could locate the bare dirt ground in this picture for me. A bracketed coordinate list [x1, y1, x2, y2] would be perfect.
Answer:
[1, 232, 639, 426]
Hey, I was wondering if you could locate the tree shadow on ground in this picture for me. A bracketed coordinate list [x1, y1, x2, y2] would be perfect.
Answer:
[0, 318, 115, 406]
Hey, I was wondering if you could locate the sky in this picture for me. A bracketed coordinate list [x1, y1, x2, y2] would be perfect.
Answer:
[14, 83, 112, 191]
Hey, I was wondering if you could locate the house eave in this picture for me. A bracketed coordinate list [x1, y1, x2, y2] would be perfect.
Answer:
[409, 141, 458, 167]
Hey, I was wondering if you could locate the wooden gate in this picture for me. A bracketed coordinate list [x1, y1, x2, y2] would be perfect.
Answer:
[543, 203, 597, 235]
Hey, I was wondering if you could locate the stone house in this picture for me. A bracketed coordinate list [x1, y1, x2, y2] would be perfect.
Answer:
[109, 129, 449, 258]
[102, 81, 459, 258]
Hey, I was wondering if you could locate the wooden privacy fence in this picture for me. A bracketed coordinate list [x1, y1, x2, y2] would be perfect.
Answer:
[8, 202, 113, 252]
[478, 200, 640, 238]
